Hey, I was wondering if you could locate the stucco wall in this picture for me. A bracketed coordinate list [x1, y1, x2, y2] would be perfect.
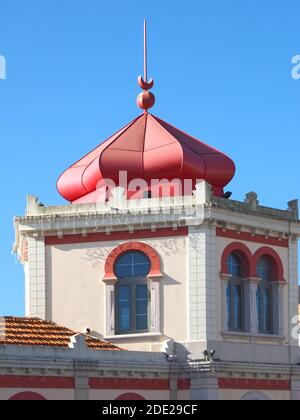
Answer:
[46, 236, 188, 350]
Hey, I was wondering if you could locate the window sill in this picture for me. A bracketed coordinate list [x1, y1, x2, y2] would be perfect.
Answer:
[221, 331, 286, 342]
[104, 332, 163, 340]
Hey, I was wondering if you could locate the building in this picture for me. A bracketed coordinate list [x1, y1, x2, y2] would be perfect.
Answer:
[0, 316, 186, 401]
[1, 24, 300, 400]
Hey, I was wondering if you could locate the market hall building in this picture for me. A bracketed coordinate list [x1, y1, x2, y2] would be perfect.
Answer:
[2, 30, 300, 400]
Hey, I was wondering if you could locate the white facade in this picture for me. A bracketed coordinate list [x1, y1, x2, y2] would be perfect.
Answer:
[12, 183, 300, 399]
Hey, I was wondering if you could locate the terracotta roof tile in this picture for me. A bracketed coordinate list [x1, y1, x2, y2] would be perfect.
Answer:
[0, 317, 121, 351]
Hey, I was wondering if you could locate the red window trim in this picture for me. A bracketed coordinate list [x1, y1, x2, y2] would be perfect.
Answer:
[220, 243, 285, 282]
[253, 247, 285, 282]
[221, 242, 253, 277]
[103, 242, 162, 281]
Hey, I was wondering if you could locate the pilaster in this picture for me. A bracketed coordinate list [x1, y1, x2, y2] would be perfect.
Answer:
[27, 235, 46, 319]
[291, 373, 300, 400]
[190, 373, 219, 400]
[149, 276, 161, 334]
[188, 225, 217, 341]
[271, 281, 285, 336]
[105, 279, 117, 337]
[288, 238, 299, 347]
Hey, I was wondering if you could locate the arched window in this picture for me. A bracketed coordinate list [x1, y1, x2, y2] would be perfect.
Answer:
[116, 393, 145, 400]
[114, 251, 151, 334]
[241, 392, 268, 401]
[226, 253, 243, 331]
[9, 392, 46, 400]
[256, 257, 273, 334]
[227, 252, 242, 277]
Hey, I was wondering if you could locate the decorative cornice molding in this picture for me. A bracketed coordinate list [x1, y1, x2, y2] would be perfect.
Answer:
[45, 227, 188, 247]
[219, 377, 290, 391]
[216, 228, 289, 248]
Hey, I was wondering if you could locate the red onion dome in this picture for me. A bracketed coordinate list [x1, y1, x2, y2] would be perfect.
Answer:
[57, 113, 235, 203]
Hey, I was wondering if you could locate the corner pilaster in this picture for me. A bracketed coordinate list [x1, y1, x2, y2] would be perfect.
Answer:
[188, 224, 217, 341]
[26, 235, 46, 319]
[190, 373, 219, 400]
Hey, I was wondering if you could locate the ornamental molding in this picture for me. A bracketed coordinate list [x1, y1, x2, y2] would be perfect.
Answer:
[14, 194, 300, 258]
[209, 361, 298, 377]
[15, 213, 298, 241]
[0, 355, 171, 378]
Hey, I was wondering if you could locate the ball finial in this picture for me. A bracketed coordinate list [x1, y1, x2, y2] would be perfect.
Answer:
[137, 90, 155, 111]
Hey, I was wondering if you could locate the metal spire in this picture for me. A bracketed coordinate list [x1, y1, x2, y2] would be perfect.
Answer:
[144, 18, 148, 83]
[137, 18, 155, 112]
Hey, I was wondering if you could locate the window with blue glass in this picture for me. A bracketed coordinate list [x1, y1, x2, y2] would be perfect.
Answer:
[226, 253, 243, 331]
[256, 257, 273, 334]
[114, 251, 151, 334]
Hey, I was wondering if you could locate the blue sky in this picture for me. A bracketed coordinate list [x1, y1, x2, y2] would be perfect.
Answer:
[0, 0, 299, 315]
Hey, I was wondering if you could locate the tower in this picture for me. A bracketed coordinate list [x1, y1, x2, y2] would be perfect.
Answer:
[14, 21, 300, 400]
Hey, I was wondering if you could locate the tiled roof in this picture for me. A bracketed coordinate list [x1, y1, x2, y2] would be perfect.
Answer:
[0, 317, 121, 351]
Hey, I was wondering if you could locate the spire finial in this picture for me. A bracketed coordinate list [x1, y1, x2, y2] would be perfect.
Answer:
[144, 18, 148, 83]
[137, 18, 155, 112]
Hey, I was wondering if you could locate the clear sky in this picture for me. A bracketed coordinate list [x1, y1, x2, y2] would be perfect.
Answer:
[0, 0, 299, 316]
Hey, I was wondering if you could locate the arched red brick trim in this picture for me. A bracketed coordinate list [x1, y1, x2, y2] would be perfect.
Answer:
[103, 242, 162, 281]
[221, 242, 253, 277]
[253, 247, 285, 282]
[9, 392, 46, 400]
[116, 393, 145, 400]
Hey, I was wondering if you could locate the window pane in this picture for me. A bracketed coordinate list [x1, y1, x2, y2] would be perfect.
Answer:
[132, 252, 151, 277]
[116, 253, 133, 266]
[256, 257, 272, 282]
[114, 251, 151, 278]
[263, 289, 271, 333]
[133, 252, 149, 265]
[136, 315, 148, 330]
[233, 285, 242, 330]
[118, 286, 131, 332]
[119, 286, 130, 300]
[257, 287, 272, 334]
[256, 288, 261, 332]
[227, 253, 242, 277]
[226, 284, 231, 330]
[133, 263, 151, 277]
[136, 299, 148, 316]
[136, 284, 148, 299]
[115, 264, 133, 278]
[136, 285, 148, 331]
